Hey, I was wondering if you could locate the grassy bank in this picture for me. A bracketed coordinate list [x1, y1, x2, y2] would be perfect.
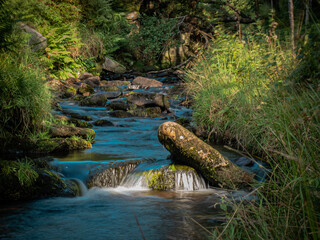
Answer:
[186, 32, 320, 239]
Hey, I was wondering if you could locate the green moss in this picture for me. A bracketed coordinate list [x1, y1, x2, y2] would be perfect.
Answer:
[144, 169, 175, 190]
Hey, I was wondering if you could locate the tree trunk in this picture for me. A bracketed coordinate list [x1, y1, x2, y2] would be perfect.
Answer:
[158, 121, 254, 189]
[288, 0, 296, 56]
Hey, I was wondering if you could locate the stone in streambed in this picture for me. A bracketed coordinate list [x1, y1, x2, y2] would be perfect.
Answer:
[126, 92, 170, 110]
[158, 121, 254, 189]
[79, 92, 122, 107]
[36, 138, 92, 153]
[93, 119, 114, 126]
[87, 162, 139, 188]
[101, 80, 130, 87]
[78, 83, 95, 95]
[132, 76, 163, 88]
[53, 114, 93, 128]
[109, 110, 133, 118]
[106, 100, 133, 111]
[128, 107, 162, 118]
[102, 57, 126, 74]
[62, 112, 92, 121]
[49, 125, 95, 139]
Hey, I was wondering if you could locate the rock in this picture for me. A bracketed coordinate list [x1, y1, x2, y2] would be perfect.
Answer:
[64, 86, 77, 98]
[100, 86, 119, 92]
[144, 164, 206, 191]
[79, 93, 108, 107]
[127, 92, 170, 110]
[49, 125, 95, 139]
[0, 160, 78, 202]
[132, 76, 163, 88]
[84, 76, 100, 87]
[87, 162, 138, 188]
[37, 138, 92, 153]
[128, 107, 162, 118]
[93, 119, 114, 126]
[78, 83, 95, 95]
[19, 23, 47, 52]
[106, 100, 132, 111]
[101, 80, 130, 87]
[54, 114, 93, 128]
[109, 110, 133, 118]
[63, 112, 92, 121]
[65, 77, 80, 86]
[79, 72, 93, 80]
[158, 122, 254, 189]
[102, 57, 126, 74]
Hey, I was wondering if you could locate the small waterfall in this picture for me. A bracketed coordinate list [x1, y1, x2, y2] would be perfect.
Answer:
[175, 171, 207, 191]
[120, 173, 148, 189]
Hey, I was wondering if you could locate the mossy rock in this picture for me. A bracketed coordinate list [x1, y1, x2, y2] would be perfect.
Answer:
[144, 168, 175, 190]
[0, 160, 78, 202]
[78, 83, 95, 95]
[36, 137, 92, 153]
[63, 111, 93, 121]
[100, 86, 119, 92]
[65, 86, 77, 98]
[69, 118, 93, 128]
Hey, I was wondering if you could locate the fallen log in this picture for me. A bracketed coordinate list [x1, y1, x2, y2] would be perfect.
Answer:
[158, 121, 254, 189]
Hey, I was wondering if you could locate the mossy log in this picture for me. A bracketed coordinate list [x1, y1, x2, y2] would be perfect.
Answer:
[158, 121, 254, 189]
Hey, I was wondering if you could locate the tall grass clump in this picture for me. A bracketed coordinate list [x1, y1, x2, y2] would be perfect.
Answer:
[0, 51, 52, 148]
[186, 33, 320, 239]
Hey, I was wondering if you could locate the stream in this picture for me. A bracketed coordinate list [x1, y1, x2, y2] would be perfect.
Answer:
[0, 74, 264, 239]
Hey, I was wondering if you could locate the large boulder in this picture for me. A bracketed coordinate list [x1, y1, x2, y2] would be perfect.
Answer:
[102, 57, 126, 74]
[132, 76, 163, 88]
[158, 122, 254, 189]
[19, 23, 47, 52]
[127, 92, 170, 110]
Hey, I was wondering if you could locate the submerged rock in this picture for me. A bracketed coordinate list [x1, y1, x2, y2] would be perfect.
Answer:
[109, 110, 133, 118]
[101, 80, 130, 87]
[158, 122, 254, 189]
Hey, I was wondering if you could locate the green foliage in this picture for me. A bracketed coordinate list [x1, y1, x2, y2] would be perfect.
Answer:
[130, 14, 180, 65]
[0, 159, 39, 187]
[0, 0, 15, 51]
[41, 25, 83, 79]
[0, 51, 52, 147]
[187, 32, 320, 239]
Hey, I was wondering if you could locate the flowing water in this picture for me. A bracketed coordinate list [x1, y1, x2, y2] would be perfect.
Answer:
[0, 75, 265, 239]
